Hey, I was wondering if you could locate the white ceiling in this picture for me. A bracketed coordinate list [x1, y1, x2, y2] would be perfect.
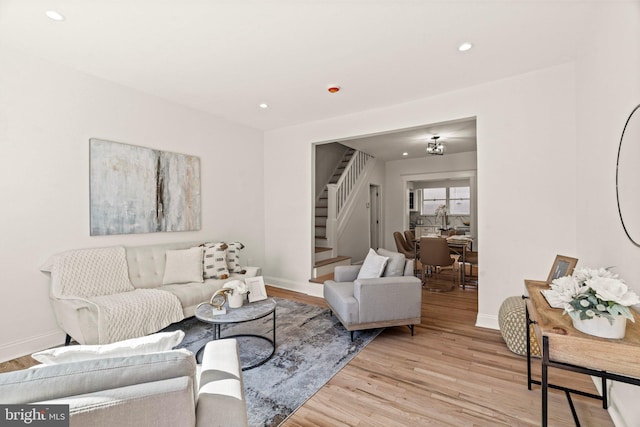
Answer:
[0, 1, 602, 132]
[340, 117, 477, 161]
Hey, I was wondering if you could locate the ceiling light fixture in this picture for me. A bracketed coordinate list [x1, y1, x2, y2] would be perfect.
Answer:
[458, 42, 473, 52]
[402, 152, 409, 156]
[426, 136, 444, 155]
[259, 103, 268, 109]
[327, 85, 341, 93]
[45, 10, 65, 21]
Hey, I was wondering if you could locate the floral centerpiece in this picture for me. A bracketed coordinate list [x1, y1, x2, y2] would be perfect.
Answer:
[550, 267, 640, 338]
[434, 204, 448, 230]
[223, 280, 249, 308]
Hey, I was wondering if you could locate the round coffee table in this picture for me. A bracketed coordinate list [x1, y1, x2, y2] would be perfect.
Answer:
[195, 298, 276, 370]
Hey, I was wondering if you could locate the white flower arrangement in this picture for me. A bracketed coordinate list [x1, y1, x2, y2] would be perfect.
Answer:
[550, 267, 640, 324]
[434, 204, 448, 218]
[222, 279, 249, 295]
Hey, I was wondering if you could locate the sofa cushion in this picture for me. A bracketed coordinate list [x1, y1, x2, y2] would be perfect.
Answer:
[226, 242, 245, 273]
[162, 247, 204, 285]
[377, 248, 406, 277]
[32, 331, 185, 365]
[202, 242, 230, 279]
[357, 248, 388, 279]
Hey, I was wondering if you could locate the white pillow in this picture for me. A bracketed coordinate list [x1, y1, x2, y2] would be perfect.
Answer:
[162, 247, 204, 285]
[31, 331, 185, 365]
[357, 248, 389, 279]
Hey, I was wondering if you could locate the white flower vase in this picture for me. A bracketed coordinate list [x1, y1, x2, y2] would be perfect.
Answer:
[228, 292, 244, 308]
[572, 315, 627, 339]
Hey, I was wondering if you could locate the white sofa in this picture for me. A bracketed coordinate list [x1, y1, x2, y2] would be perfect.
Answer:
[41, 241, 261, 345]
[0, 338, 248, 427]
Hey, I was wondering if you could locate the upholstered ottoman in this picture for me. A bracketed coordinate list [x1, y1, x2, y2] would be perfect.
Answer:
[498, 296, 541, 357]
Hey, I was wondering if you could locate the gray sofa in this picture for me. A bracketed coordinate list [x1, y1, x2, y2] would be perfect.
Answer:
[0, 339, 247, 427]
[324, 249, 422, 340]
[41, 241, 260, 345]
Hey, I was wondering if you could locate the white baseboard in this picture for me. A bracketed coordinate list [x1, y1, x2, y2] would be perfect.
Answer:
[265, 276, 323, 298]
[0, 330, 65, 364]
[475, 313, 499, 330]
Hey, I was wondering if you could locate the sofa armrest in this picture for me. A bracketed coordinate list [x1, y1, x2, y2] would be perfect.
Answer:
[196, 339, 247, 427]
[43, 376, 196, 427]
[242, 266, 261, 277]
[333, 265, 362, 283]
[49, 297, 100, 345]
[353, 276, 422, 324]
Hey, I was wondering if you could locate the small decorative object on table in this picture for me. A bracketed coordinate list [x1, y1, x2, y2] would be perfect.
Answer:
[246, 276, 268, 303]
[223, 280, 249, 308]
[548, 267, 640, 338]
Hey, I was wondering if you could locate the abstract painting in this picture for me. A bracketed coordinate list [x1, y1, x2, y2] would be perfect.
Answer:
[90, 138, 201, 235]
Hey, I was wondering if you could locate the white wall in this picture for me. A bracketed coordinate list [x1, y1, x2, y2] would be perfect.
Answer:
[0, 46, 265, 362]
[264, 63, 578, 328]
[574, 3, 640, 426]
[337, 158, 385, 263]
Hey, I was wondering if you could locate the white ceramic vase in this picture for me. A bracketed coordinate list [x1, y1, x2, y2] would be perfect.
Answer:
[572, 315, 627, 339]
[228, 292, 244, 308]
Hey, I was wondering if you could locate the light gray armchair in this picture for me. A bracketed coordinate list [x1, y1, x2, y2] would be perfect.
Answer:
[324, 249, 422, 341]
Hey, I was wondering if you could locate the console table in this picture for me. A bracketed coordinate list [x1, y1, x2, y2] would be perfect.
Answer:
[524, 279, 640, 426]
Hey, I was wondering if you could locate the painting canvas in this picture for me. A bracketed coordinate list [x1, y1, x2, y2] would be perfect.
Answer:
[90, 139, 201, 235]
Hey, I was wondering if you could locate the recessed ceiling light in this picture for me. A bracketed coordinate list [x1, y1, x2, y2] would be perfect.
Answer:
[402, 152, 409, 156]
[45, 10, 65, 21]
[458, 42, 473, 52]
[259, 103, 268, 109]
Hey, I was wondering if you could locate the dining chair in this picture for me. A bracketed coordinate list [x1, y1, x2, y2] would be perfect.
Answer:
[404, 230, 417, 248]
[419, 237, 457, 291]
[393, 232, 415, 259]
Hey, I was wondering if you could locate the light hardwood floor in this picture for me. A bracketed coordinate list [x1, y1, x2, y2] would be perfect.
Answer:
[268, 283, 614, 427]
[1, 282, 615, 426]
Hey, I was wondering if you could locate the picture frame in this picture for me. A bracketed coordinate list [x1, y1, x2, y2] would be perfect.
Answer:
[546, 255, 578, 284]
[246, 276, 268, 303]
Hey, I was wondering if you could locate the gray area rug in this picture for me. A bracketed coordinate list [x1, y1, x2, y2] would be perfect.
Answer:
[162, 297, 381, 427]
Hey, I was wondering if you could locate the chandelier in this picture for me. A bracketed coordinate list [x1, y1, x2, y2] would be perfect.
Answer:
[426, 136, 444, 155]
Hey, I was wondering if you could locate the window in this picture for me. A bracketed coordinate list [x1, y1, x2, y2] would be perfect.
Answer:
[449, 186, 470, 215]
[421, 186, 470, 215]
[422, 188, 446, 215]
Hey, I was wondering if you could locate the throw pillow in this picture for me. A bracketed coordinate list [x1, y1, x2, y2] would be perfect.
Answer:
[162, 247, 204, 285]
[202, 242, 230, 279]
[357, 248, 389, 279]
[31, 330, 185, 365]
[226, 242, 246, 273]
[377, 248, 406, 277]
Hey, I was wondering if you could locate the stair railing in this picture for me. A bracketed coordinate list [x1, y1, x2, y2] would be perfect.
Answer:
[325, 151, 374, 251]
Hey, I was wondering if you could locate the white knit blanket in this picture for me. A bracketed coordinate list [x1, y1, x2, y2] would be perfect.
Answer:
[45, 246, 184, 344]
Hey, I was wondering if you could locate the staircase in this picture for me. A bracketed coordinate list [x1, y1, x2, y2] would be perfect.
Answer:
[311, 148, 374, 283]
